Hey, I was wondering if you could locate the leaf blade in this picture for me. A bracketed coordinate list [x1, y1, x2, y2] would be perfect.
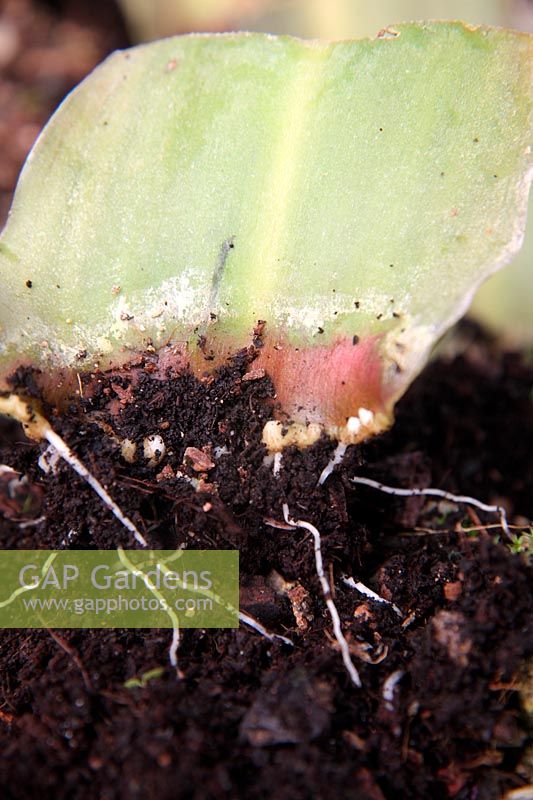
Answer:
[0, 24, 531, 437]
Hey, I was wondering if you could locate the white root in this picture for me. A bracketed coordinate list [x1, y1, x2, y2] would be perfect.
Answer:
[272, 451, 283, 478]
[0, 394, 147, 547]
[116, 547, 182, 674]
[282, 503, 362, 688]
[169, 625, 181, 669]
[317, 442, 347, 486]
[37, 444, 60, 475]
[351, 475, 511, 538]
[342, 576, 402, 617]
[19, 515, 46, 529]
[358, 408, 374, 427]
[382, 669, 404, 711]
[239, 610, 293, 646]
[45, 427, 148, 547]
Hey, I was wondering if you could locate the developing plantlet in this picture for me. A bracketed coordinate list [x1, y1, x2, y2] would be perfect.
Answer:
[124, 667, 165, 690]
[0, 24, 530, 451]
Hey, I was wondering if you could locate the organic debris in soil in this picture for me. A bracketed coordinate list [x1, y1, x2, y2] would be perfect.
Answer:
[0, 327, 532, 799]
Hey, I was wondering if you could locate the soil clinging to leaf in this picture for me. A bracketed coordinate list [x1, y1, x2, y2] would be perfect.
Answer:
[0, 324, 531, 800]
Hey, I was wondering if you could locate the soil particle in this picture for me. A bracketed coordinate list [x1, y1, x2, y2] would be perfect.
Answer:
[184, 446, 215, 473]
[431, 609, 472, 667]
[240, 669, 333, 746]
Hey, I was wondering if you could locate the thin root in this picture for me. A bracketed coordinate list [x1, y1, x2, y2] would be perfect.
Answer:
[317, 442, 347, 486]
[342, 576, 402, 617]
[47, 628, 92, 690]
[351, 475, 511, 538]
[239, 610, 293, 646]
[282, 504, 362, 688]
[169, 625, 181, 671]
[0, 394, 147, 547]
[116, 548, 182, 676]
[382, 669, 404, 711]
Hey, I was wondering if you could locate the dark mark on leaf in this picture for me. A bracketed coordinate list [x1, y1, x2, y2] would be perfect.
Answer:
[197, 334, 215, 361]
[253, 320, 266, 347]
[202, 236, 235, 334]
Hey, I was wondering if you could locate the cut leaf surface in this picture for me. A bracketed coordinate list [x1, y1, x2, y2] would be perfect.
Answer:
[0, 24, 531, 441]
[470, 193, 533, 347]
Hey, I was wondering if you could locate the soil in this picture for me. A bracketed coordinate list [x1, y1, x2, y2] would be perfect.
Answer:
[1, 3, 532, 798]
[0, 324, 531, 800]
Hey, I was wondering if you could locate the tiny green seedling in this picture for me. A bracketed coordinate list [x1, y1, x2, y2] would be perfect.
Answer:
[506, 530, 533, 562]
[124, 666, 165, 689]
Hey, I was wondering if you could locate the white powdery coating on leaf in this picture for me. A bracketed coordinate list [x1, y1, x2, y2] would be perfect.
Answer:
[106, 270, 210, 339]
[272, 286, 412, 334]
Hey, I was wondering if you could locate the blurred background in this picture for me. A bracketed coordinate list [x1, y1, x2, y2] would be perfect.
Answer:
[0, 0, 531, 345]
